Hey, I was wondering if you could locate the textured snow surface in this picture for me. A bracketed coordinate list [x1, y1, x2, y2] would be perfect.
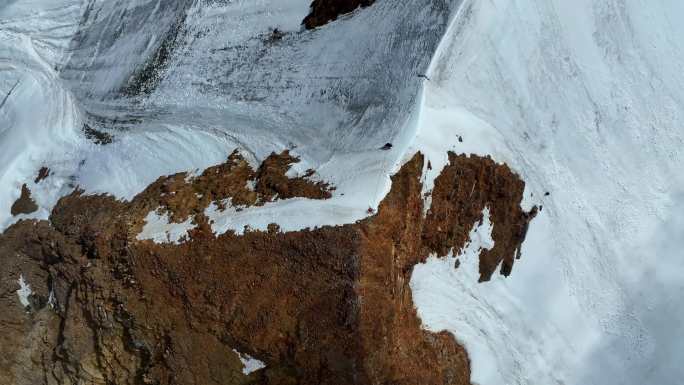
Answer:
[2, 0, 684, 384]
[410, 1, 684, 384]
[0, 0, 454, 231]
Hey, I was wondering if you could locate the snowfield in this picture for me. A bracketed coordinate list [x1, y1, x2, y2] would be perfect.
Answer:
[411, 1, 684, 384]
[2, 0, 684, 384]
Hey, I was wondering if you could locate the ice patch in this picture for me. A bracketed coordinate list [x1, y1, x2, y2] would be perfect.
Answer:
[47, 289, 56, 309]
[233, 349, 266, 375]
[16, 274, 32, 309]
[136, 210, 196, 244]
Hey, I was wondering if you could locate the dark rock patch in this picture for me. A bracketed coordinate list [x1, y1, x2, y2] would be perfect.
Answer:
[83, 123, 113, 145]
[10, 184, 38, 216]
[303, 0, 375, 29]
[34, 167, 50, 184]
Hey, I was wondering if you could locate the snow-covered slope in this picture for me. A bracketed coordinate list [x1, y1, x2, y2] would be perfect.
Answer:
[2, 0, 684, 384]
[0, 0, 84, 227]
[0, 0, 456, 231]
[411, 1, 684, 384]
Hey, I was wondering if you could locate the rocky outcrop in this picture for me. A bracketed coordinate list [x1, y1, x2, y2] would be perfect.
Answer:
[10, 184, 38, 216]
[0, 151, 535, 385]
[35, 168, 50, 184]
[303, 0, 376, 29]
[423, 153, 538, 282]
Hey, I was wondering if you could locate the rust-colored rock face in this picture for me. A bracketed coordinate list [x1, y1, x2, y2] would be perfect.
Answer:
[303, 0, 376, 29]
[0, 151, 535, 385]
[423, 153, 538, 281]
[10, 184, 38, 216]
[130, 149, 332, 225]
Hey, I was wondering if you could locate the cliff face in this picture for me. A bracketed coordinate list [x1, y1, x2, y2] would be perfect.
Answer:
[0, 151, 535, 385]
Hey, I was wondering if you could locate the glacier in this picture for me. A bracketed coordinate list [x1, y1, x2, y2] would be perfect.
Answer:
[2, 0, 683, 384]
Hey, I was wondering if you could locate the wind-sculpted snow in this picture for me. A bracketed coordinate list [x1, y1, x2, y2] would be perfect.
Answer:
[0, 0, 457, 231]
[410, 1, 684, 384]
[0, 0, 84, 229]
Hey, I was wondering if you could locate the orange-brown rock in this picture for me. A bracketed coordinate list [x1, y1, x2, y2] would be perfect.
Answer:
[0, 151, 535, 385]
[10, 184, 38, 216]
[131, 150, 331, 225]
[423, 153, 538, 281]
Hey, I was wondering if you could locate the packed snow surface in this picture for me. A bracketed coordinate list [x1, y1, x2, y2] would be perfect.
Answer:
[2, 0, 684, 384]
[410, 1, 684, 384]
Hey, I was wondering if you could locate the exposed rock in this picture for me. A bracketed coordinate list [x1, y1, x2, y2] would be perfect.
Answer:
[122, 11, 187, 96]
[0, 151, 535, 385]
[254, 150, 332, 202]
[83, 124, 113, 145]
[10, 184, 38, 216]
[303, 0, 375, 29]
[423, 153, 537, 281]
[35, 167, 50, 184]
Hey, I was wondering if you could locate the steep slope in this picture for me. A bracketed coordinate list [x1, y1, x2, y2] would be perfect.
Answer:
[1, 0, 684, 384]
[0, 0, 457, 233]
[410, 1, 684, 384]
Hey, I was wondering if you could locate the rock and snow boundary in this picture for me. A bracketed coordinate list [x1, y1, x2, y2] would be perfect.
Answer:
[1, 0, 684, 384]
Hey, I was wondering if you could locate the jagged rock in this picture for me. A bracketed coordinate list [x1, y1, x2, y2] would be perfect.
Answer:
[10, 185, 38, 216]
[0, 151, 535, 385]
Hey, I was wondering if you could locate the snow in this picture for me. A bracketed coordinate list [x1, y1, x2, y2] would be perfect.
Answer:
[16, 275, 32, 309]
[136, 210, 196, 244]
[412, 208, 508, 385]
[232, 349, 266, 375]
[0, 14, 85, 229]
[409, 1, 684, 384]
[2, 0, 684, 383]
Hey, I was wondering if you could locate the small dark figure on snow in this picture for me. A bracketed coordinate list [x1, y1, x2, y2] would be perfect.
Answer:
[380, 143, 393, 150]
[271, 28, 285, 41]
